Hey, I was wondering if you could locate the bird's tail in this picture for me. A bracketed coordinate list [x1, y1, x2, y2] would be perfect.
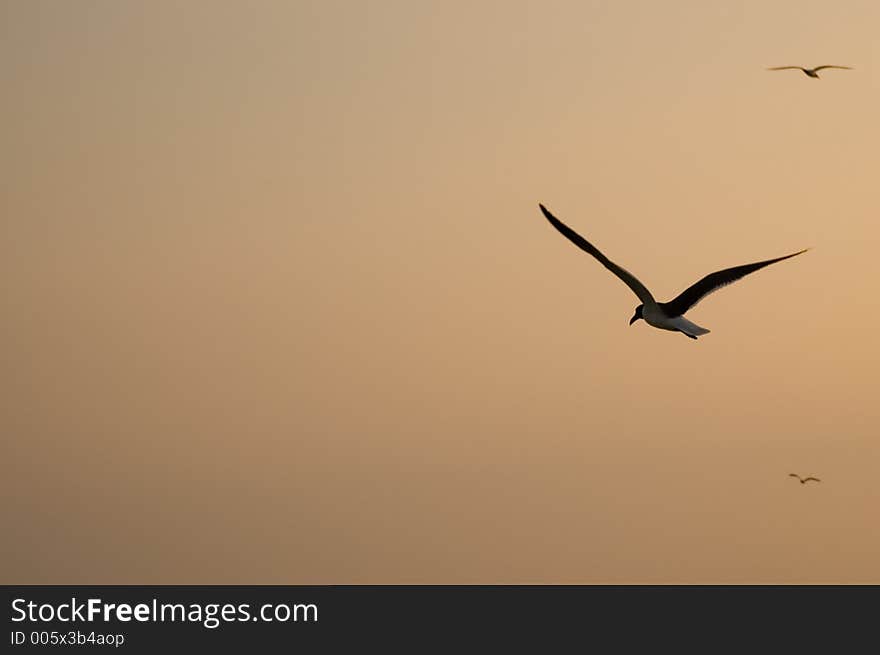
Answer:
[674, 316, 710, 338]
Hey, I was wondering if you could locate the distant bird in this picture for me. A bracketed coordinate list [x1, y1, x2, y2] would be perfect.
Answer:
[538, 204, 808, 339]
[789, 473, 821, 484]
[767, 65, 852, 79]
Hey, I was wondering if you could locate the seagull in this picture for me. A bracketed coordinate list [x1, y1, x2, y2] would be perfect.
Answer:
[766, 65, 852, 79]
[789, 473, 821, 484]
[538, 204, 808, 339]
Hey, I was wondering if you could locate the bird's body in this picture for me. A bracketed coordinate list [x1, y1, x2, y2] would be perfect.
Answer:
[538, 204, 808, 339]
[767, 65, 852, 79]
[789, 473, 821, 484]
[642, 304, 710, 338]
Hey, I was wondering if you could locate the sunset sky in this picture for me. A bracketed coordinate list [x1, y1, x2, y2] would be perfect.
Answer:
[3, 1, 879, 583]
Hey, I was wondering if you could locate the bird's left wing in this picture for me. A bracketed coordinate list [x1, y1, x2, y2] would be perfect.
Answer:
[767, 66, 802, 71]
[659, 249, 809, 318]
[813, 65, 852, 71]
[803, 477, 821, 483]
[539, 204, 655, 305]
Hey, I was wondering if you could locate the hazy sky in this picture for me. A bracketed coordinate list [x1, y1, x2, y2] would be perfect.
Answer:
[3, 1, 879, 583]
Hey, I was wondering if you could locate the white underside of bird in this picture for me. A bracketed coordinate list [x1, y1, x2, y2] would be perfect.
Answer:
[642, 305, 711, 338]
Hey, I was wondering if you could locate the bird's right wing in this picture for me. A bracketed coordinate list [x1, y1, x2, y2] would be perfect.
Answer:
[767, 66, 803, 71]
[788, 473, 800, 478]
[803, 477, 821, 483]
[539, 204, 655, 304]
[813, 65, 852, 71]
[660, 249, 809, 318]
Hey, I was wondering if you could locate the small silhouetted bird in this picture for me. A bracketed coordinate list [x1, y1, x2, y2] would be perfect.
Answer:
[789, 473, 821, 484]
[767, 65, 852, 79]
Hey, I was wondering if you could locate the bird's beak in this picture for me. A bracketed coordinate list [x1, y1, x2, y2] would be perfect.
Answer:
[629, 314, 639, 326]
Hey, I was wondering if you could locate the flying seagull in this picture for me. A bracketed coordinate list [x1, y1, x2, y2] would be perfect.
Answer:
[767, 65, 852, 78]
[789, 473, 821, 484]
[538, 204, 808, 339]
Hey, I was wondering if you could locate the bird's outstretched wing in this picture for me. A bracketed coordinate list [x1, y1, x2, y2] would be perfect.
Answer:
[788, 473, 801, 478]
[813, 65, 852, 71]
[659, 249, 809, 318]
[767, 66, 804, 71]
[539, 204, 655, 304]
[803, 477, 821, 483]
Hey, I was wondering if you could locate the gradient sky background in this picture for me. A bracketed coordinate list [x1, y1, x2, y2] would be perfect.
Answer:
[3, 1, 879, 583]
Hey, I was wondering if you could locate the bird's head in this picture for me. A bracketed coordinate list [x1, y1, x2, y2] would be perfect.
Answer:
[629, 305, 644, 326]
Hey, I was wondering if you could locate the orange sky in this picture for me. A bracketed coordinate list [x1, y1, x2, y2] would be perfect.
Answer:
[3, 1, 879, 583]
